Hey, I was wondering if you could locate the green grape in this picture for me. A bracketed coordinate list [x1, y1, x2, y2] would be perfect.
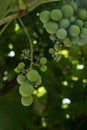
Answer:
[35, 76, 42, 85]
[45, 21, 58, 34]
[17, 74, 26, 85]
[80, 28, 87, 38]
[77, 38, 87, 46]
[19, 81, 34, 97]
[70, 2, 78, 11]
[27, 69, 40, 82]
[71, 37, 79, 45]
[54, 42, 60, 51]
[49, 48, 54, 54]
[18, 62, 25, 69]
[40, 65, 47, 72]
[59, 18, 70, 29]
[21, 96, 33, 106]
[50, 34, 56, 41]
[56, 28, 67, 40]
[69, 25, 80, 37]
[63, 37, 72, 47]
[50, 9, 62, 21]
[40, 10, 50, 23]
[62, 4, 74, 17]
[78, 9, 87, 20]
[14, 66, 21, 73]
[69, 16, 76, 23]
[40, 57, 47, 65]
[75, 19, 83, 28]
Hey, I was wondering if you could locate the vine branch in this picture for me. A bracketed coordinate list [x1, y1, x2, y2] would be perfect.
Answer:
[0, 0, 60, 25]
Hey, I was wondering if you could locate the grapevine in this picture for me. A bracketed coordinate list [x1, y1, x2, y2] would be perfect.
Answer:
[14, 0, 87, 107]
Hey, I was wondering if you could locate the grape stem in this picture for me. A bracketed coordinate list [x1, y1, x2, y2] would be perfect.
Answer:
[27, 57, 40, 67]
[18, 18, 33, 68]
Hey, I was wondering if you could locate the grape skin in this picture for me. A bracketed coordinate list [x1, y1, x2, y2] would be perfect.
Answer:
[70, 2, 78, 11]
[35, 76, 42, 85]
[63, 37, 72, 47]
[56, 28, 67, 40]
[18, 62, 25, 69]
[69, 16, 76, 23]
[69, 25, 80, 37]
[17, 74, 26, 85]
[40, 57, 47, 65]
[50, 9, 62, 21]
[14, 67, 21, 73]
[77, 38, 87, 46]
[62, 4, 74, 17]
[49, 48, 54, 54]
[59, 18, 70, 29]
[78, 9, 87, 20]
[19, 81, 34, 97]
[80, 28, 87, 38]
[71, 37, 79, 45]
[45, 21, 58, 34]
[21, 96, 33, 106]
[50, 34, 56, 41]
[40, 10, 50, 23]
[40, 65, 47, 72]
[27, 69, 40, 82]
[75, 19, 83, 28]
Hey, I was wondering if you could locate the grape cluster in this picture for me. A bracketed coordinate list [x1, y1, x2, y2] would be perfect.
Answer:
[40, 1, 87, 48]
[15, 62, 42, 106]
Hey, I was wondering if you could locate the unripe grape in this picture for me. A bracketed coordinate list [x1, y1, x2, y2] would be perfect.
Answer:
[50, 9, 62, 21]
[54, 43, 60, 51]
[18, 62, 25, 69]
[40, 10, 50, 23]
[70, 2, 78, 11]
[80, 28, 87, 38]
[56, 28, 67, 40]
[62, 4, 74, 17]
[77, 38, 87, 46]
[50, 34, 56, 41]
[63, 37, 72, 47]
[19, 81, 34, 97]
[27, 69, 40, 82]
[40, 57, 47, 65]
[14, 67, 21, 73]
[75, 19, 83, 28]
[78, 9, 87, 20]
[40, 65, 47, 72]
[21, 96, 33, 106]
[69, 25, 80, 37]
[35, 76, 42, 85]
[71, 37, 79, 45]
[59, 18, 70, 29]
[45, 21, 58, 34]
[69, 16, 76, 23]
[17, 74, 26, 84]
[49, 48, 54, 54]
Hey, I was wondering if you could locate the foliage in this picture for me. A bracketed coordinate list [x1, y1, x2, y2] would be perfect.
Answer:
[0, 0, 87, 130]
